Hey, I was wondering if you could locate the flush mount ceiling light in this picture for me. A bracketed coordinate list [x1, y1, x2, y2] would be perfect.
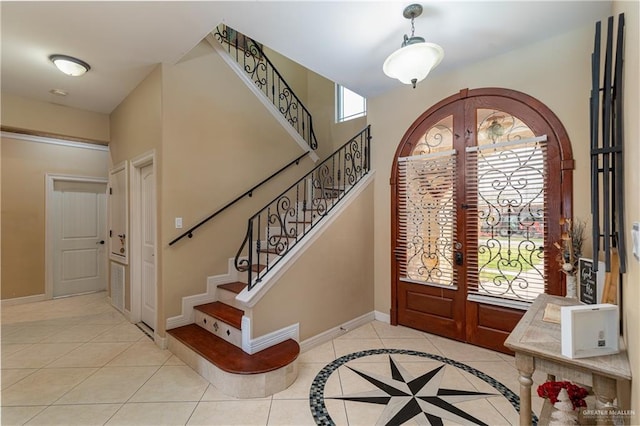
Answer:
[383, 3, 444, 89]
[49, 54, 91, 77]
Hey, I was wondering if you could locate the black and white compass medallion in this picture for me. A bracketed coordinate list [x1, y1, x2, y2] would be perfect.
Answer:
[333, 356, 493, 425]
[309, 349, 538, 426]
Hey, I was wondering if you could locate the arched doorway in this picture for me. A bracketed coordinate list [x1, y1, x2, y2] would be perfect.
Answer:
[390, 88, 574, 353]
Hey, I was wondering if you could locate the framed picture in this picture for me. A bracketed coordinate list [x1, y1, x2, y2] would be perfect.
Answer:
[578, 258, 604, 304]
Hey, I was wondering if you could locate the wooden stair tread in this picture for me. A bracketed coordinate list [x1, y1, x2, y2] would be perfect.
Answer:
[258, 247, 280, 254]
[168, 324, 299, 375]
[238, 263, 266, 273]
[195, 301, 243, 329]
[217, 282, 246, 294]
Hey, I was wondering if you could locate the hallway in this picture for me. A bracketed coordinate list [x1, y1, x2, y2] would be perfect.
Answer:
[1, 292, 545, 425]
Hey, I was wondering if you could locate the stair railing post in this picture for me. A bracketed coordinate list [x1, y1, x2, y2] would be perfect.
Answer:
[247, 220, 254, 289]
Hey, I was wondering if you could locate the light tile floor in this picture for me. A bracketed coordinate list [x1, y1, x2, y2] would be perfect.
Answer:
[1, 292, 545, 425]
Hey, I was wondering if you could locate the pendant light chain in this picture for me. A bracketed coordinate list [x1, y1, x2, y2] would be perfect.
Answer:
[410, 15, 416, 38]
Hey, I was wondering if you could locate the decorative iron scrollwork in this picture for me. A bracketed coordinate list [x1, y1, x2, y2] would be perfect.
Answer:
[213, 24, 318, 151]
[472, 111, 546, 300]
[235, 126, 371, 289]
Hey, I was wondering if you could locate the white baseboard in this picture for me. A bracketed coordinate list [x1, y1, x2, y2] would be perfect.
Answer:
[374, 310, 391, 324]
[1, 293, 47, 307]
[242, 316, 299, 355]
[155, 333, 168, 350]
[300, 311, 375, 353]
[166, 258, 238, 330]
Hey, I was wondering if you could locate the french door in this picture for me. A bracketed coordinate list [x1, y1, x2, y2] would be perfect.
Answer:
[391, 88, 574, 353]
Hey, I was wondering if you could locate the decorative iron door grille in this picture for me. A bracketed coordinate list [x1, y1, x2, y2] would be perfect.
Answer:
[396, 110, 549, 305]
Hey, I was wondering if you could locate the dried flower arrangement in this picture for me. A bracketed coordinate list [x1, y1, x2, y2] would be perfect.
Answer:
[554, 218, 586, 276]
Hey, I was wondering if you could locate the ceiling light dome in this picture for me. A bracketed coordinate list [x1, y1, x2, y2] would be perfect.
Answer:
[49, 54, 91, 77]
[383, 4, 444, 89]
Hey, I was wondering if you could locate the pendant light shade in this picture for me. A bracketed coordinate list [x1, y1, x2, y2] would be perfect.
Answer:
[383, 4, 444, 88]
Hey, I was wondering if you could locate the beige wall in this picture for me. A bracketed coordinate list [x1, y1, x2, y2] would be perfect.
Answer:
[110, 66, 162, 164]
[369, 22, 600, 315]
[160, 44, 314, 331]
[1, 95, 110, 300]
[614, 0, 639, 420]
[267, 46, 369, 159]
[0, 136, 109, 299]
[109, 65, 163, 319]
[307, 70, 368, 158]
[252, 178, 375, 340]
[108, 39, 360, 337]
[1, 93, 110, 143]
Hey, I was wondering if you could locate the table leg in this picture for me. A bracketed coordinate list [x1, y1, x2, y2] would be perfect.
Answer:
[593, 374, 617, 425]
[515, 353, 535, 426]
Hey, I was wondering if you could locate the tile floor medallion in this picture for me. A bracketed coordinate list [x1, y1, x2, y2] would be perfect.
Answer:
[310, 349, 539, 426]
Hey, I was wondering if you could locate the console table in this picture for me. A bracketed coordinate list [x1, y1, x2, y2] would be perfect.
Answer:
[504, 294, 631, 425]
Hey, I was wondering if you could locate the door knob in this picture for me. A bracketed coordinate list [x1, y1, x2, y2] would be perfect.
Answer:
[96, 240, 105, 245]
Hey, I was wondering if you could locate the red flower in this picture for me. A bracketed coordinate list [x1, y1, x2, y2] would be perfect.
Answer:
[537, 381, 588, 409]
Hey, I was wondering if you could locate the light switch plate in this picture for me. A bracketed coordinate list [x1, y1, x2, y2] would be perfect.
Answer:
[175, 217, 183, 229]
[632, 222, 639, 261]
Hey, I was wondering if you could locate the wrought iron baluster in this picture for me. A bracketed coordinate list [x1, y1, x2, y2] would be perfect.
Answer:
[235, 126, 371, 288]
[212, 24, 318, 152]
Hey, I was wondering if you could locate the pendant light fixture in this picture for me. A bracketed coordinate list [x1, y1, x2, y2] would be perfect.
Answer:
[49, 54, 91, 77]
[383, 4, 444, 89]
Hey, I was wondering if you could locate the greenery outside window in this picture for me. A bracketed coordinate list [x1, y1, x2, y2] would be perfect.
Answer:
[336, 84, 366, 122]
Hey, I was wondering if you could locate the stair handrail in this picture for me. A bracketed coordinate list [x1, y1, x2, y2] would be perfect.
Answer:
[234, 126, 371, 289]
[169, 151, 309, 246]
[213, 24, 318, 151]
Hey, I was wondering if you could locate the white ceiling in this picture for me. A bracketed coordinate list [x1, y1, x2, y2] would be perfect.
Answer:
[1, 1, 612, 114]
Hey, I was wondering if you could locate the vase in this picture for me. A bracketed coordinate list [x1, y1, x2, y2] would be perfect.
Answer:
[565, 275, 577, 299]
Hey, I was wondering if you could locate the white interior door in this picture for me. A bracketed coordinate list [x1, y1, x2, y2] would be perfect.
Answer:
[140, 163, 156, 329]
[53, 180, 107, 298]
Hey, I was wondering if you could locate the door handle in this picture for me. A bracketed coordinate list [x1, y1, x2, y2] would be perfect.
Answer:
[96, 240, 105, 245]
[455, 251, 463, 266]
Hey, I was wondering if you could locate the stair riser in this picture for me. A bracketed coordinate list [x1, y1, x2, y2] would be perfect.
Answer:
[257, 251, 282, 266]
[295, 208, 318, 221]
[167, 334, 298, 398]
[216, 287, 239, 305]
[214, 288, 249, 312]
[284, 222, 311, 234]
[265, 225, 305, 238]
[235, 265, 267, 285]
[194, 311, 242, 348]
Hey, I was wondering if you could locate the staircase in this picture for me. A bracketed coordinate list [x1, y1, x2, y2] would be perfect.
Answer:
[167, 294, 299, 398]
[166, 26, 372, 399]
[166, 126, 371, 397]
[235, 126, 371, 289]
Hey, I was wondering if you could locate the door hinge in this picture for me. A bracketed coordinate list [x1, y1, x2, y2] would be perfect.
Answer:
[109, 187, 112, 195]
[109, 229, 112, 237]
